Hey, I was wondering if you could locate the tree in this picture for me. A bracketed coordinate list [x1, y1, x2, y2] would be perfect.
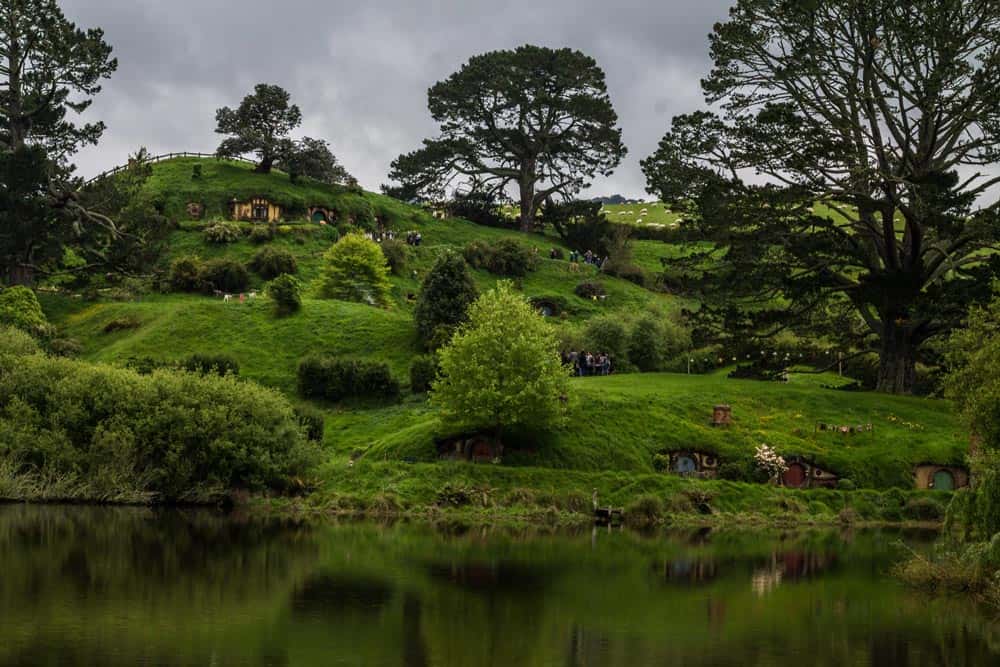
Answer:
[642, 0, 1000, 394]
[414, 252, 478, 347]
[0, 0, 117, 285]
[943, 294, 1000, 540]
[318, 234, 392, 306]
[266, 274, 303, 316]
[387, 45, 626, 232]
[0, 0, 117, 157]
[431, 282, 569, 439]
[215, 84, 302, 173]
[280, 137, 352, 185]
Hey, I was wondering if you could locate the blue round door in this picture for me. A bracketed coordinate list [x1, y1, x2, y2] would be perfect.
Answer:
[675, 456, 697, 474]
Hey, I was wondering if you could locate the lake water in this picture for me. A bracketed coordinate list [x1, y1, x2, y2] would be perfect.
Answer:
[1, 505, 997, 666]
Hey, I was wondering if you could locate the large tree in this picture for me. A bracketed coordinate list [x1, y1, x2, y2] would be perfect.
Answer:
[0, 0, 118, 284]
[387, 45, 626, 231]
[279, 137, 352, 185]
[642, 0, 1000, 394]
[215, 83, 301, 174]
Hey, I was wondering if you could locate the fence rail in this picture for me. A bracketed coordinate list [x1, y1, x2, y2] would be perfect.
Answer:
[83, 152, 259, 186]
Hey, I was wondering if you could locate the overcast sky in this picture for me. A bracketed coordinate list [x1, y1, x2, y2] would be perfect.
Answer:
[60, 0, 732, 199]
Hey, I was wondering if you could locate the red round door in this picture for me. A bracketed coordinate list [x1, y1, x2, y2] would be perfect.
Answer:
[783, 463, 807, 488]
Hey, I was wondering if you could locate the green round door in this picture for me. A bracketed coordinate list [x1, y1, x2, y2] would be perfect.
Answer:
[933, 469, 955, 491]
[311, 210, 328, 223]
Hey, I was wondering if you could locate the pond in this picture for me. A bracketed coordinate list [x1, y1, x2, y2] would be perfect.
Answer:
[1, 505, 997, 666]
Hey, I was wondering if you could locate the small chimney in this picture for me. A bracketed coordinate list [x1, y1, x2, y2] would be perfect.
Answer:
[713, 405, 732, 427]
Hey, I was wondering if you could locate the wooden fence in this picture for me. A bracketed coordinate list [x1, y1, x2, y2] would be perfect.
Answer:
[83, 152, 259, 186]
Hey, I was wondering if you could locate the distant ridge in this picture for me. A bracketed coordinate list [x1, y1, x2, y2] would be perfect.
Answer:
[590, 194, 646, 205]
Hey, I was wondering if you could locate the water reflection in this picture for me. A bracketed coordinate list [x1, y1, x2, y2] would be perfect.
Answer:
[0, 505, 997, 666]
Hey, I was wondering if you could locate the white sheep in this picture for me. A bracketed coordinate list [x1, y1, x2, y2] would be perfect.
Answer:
[223, 294, 232, 303]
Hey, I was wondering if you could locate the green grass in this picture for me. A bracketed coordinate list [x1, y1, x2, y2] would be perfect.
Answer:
[39, 156, 971, 504]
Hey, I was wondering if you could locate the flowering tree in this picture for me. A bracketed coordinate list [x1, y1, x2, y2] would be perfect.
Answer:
[754, 444, 787, 483]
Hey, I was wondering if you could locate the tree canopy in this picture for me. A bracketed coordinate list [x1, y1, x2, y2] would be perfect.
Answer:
[414, 251, 478, 348]
[431, 282, 569, 439]
[215, 83, 302, 174]
[642, 0, 1000, 394]
[281, 137, 352, 185]
[0, 0, 119, 285]
[318, 234, 392, 307]
[386, 45, 626, 231]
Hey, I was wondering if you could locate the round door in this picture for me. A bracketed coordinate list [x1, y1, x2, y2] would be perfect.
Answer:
[312, 210, 328, 223]
[932, 469, 955, 491]
[783, 463, 807, 488]
[675, 456, 697, 475]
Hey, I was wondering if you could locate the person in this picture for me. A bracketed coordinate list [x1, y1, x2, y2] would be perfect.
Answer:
[601, 354, 611, 376]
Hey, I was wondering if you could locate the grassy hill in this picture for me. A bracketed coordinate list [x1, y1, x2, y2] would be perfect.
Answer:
[35, 156, 972, 504]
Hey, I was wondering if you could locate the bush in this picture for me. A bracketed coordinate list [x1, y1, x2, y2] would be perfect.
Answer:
[0, 354, 319, 500]
[718, 461, 749, 481]
[414, 252, 478, 347]
[606, 263, 647, 287]
[169, 256, 203, 292]
[583, 315, 631, 370]
[410, 355, 439, 393]
[297, 356, 401, 402]
[629, 316, 667, 372]
[198, 258, 250, 293]
[203, 222, 243, 244]
[574, 281, 606, 299]
[486, 238, 538, 276]
[462, 240, 492, 269]
[904, 496, 946, 521]
[462, 238, 539, 277]
[294, 404, 325, 443]
[319, 234, 392, 306]
[47, 338, 82, 357]
[266, 274, 302, 316]
[837, 478, 857, 491]
[103, 316, 142, 334]
[380, 238, 408, 275]
[444, 190, 511, 228]
[179, 353, 240, 377]
[249, 247, 297, 279]
[0, 325, 40, 356]
[0, 286, 47, 333]
[248, 225, 274, 244]
[624, 494, 663, 527]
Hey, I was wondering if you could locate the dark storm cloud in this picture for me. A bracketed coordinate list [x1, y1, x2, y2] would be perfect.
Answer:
[60, 0, 731, 198]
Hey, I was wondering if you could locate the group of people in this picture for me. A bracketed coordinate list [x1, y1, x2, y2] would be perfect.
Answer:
[564, 350, 614, 377]
[564, 249, 606, 273]
[364, 229, 396, 243]
[405, 231, 424, 246]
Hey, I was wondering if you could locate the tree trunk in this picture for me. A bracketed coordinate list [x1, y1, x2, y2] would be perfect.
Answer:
[876, 323, 917, 394]
[4, 264, 35, 287]
[518, 159, 537, 232]
[255, 157, 274, 174]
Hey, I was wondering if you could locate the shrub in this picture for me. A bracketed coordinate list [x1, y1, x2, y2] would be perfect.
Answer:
[179, 353, 240, 377]
[410, 355, 439, 393]
[462, 240, 492, 269]
[485, 238, 538, 276]
[249, 225, 274, 244]
[249, 246, 298, 279]
[47, 338, 82, 357]
[266, 274, 302, 316]
[904, 496, 946, 521]
[296, 356, 401, 402]
[380, 238, 408, 275]
[198, 258, 250, 293]
[574, 281, 606, 299]
[0, 325, 40, 356]
[294, 404, 325, 443]
[624, 494, 663, 527]
[0, 354, 319, 500]
[718, 461, 749, 481]
[444, 190, 511, 228]
[0, 286, 47, 333]
[169, 256, 203, 292]
[103, 315, 142, 334]
[203, 222, 243, 244]
[629, 316, 667, 372]
[191, 164, 203, 179]
[606, 263, 647, 287]
[837, 478, 857, 491]
[319, 234, 392, 306]
[414, 252, 478, 347]
[583, 315, 631, 370]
